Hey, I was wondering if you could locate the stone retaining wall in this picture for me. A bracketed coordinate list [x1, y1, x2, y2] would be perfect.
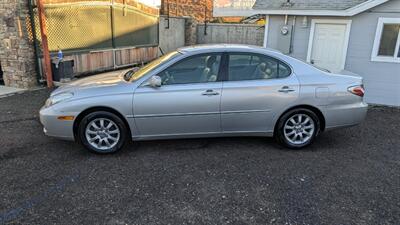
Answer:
[0, 0, 38, 88]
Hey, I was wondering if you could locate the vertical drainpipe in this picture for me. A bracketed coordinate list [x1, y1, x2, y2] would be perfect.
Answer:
[263, 15, 269, 48]
[28, 0, 43, 84]
[290, 16, 296, 54]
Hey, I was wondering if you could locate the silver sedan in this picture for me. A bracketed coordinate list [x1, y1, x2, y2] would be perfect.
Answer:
[40, 44, 367, 153]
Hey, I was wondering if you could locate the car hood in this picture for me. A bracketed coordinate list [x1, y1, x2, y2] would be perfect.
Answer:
[51, 70, 130, 96]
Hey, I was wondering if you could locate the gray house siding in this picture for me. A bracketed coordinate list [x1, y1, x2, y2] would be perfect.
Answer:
[265, 1, 400, 106]
[347, 11, 400, 106]
[267, 15, 314, 60]
[372, 0, 400, 11]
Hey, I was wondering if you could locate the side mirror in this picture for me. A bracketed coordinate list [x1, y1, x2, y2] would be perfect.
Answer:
[132, 67, 140, 73]
[149, 75, 162, 87]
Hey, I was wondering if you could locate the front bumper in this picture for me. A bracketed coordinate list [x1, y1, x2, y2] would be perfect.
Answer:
[39, 106, 76, 141]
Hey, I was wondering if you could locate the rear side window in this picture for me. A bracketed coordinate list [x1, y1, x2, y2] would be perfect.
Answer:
[278, 63, 291, 78]
[227, 53, 291, 81]
[229, 54, 261, 67]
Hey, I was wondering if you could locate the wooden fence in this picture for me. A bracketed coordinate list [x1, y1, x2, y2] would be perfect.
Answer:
[39, 46, 158, 76]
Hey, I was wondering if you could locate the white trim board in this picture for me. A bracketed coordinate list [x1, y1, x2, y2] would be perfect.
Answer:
[251, 0, 389, 17]
[306, 19, 352, 72]
[346, 0, 389, 16]
[371, 17, 400, 63]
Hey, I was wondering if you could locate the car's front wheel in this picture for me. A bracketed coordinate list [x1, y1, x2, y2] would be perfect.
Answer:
[78, 111, 128, 154]
[275, 108, 320, 149]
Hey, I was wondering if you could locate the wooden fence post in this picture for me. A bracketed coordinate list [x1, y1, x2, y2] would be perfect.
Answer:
[37, 0, 53, 88]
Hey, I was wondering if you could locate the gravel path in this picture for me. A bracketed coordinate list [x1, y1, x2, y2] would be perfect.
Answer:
[0, 89, 399, 225]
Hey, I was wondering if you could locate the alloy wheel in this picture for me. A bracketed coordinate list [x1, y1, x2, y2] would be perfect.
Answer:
[283, 113, 315, 145]
[85, 118, 120, 151]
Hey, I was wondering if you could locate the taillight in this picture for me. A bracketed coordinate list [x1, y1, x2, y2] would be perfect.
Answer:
[348, 85, 365, 97]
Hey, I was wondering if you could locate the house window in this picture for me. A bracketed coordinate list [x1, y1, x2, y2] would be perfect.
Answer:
[371, 18, 400, 63]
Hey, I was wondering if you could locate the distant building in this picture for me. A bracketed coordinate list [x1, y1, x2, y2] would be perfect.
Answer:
[214, 0, 257, 17]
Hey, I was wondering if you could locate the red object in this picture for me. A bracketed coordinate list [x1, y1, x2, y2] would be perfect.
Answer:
[348, 85, 365, 97]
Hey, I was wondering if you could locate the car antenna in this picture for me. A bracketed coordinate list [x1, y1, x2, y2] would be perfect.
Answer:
[159, 47, 165, 56]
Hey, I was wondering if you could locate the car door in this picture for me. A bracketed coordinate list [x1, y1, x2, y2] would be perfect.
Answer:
[221, 52, 299, 133]
[133, 53, 223, 137]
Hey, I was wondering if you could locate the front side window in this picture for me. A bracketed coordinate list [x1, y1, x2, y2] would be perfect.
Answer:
[372, 18, 400, 63]
[127, 51, 181, 82]
[228, 53, 291, 81]
[158, 54, 221, 85]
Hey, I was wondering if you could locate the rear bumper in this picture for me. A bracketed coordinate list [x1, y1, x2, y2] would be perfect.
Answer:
[39, 106, 76, 141]
[324, 102, 368, 130]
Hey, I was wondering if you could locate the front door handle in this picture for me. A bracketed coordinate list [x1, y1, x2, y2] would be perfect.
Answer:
[278, 86, 295, 93]
[202, 89, 219, 96]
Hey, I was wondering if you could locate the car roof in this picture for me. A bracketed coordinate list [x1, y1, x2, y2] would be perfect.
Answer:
[177, 44, 282, 55]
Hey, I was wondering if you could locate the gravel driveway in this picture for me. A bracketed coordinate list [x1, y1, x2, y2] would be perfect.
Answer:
[0, 89, 399, 225]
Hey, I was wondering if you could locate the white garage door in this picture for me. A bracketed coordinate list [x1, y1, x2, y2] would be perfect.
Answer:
[307, 20, 352, 73]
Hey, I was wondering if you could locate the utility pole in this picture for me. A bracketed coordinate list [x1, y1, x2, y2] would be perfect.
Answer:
[37, 0, 53, 88]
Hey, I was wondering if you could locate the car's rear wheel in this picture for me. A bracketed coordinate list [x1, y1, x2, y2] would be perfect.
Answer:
[275, 108, 320, 149]
[78, 111, 127, 154]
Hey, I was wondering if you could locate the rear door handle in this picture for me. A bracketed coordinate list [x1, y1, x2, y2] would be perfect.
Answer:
[202, 89, 219, 96]
[278, 86, 295, 93]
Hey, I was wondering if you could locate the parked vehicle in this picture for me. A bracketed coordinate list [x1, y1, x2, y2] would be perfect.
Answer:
[39, 44, 367, 153]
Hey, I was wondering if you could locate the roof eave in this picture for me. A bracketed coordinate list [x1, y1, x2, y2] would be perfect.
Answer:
[252, 0, 389, 17]
[252, 10, 351, 16]
[346, 0, 388, 16]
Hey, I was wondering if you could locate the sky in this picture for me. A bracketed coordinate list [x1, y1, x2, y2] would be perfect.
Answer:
[138, 0, 161, 7]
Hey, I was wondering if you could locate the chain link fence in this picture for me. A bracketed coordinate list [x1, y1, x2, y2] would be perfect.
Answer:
[27, 0, 159, 53]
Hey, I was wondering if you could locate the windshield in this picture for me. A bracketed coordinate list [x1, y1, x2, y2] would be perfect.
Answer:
[125, 51, 181, 82]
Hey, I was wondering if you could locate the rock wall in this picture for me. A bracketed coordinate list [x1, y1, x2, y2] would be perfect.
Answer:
[0, 0, 38, 88]
[160, 0, 213, 23]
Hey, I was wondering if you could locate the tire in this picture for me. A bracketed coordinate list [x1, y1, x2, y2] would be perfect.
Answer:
[78, 111, 128, 154]
[275, 108, 320, 149]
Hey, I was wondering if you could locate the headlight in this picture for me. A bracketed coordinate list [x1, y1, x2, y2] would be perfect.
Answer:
[44, 92, 74, 108]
